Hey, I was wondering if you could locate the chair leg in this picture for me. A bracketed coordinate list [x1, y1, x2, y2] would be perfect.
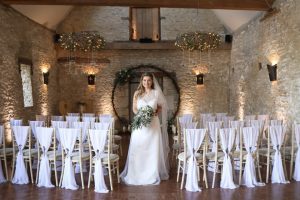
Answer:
[108, 165, 113, 191]
[239, 160, 243, 185]
[88, 162, 93, 188]
[283, 158, 288, 180]
[212, 163, 217, 188]
[290, 157, 294, 180]
[256, 154, 262, 182]
[266, 160, 270, 184]
[79, 161, 84, 189]
[36, 160, 40, 184]
[54, 162, 58, 186]
[117, 161, 120, 183]
[29, 158, 34, 184]
[4, 156, 8, 180]
[203, 162, 208, 189]
[180, 163, 186, 189]
[176, 160, 181, 182]
[59, 162, 64, 187]
[11, 156, 15, 181]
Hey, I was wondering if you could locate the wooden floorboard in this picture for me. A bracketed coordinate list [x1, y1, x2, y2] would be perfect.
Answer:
[1, 134, 300, 200]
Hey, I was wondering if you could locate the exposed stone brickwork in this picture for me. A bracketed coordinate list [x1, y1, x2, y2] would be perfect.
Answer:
[0, 5, 58, 141]
[57, 49, 231, 129]
[57, 7, 226, 41]
[230, 0, 300, 133]
[160, 8, 226, 40]
[56, 6, 130, 42]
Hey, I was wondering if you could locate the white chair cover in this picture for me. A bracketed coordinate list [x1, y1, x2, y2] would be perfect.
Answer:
[29, 121, 45, 140]
[185, 129, 206, 192]
[223, 116, 235, 128]
[257, 115, 269, 130]
[200, 113, 215, 128]
[216, 113, 227, 122]
[99, 114, 112, 118]
[51, 116, 64, 121]
[94, 122, 110, 131]
[181, 114, 193, 123]
[11, 126, 30, 184]
[250, 120, 265, 137]
[230, 121, 244, 151]
[293, 124, 300, 181]
[51, 121, 68, 148]
[10, 119, 22, 126]
[67, 113, 80, 116]
[207, 121, 223, 172]
[66, 116, 80, 124]
[0, 126, 6, 183]
[242, 127, 265, 187]
[219, 128, 238, 189]
[82, 116, 96, 122]
[36, 115, 48, 123]
[270, 120, 283, 126]
[59, 128, 79, 190]
[208, 121, 223, 153]
[244, 115, 256, 126]
[269, 126, 289, 184]
[36, 127, 55, 188]
[89, 129, 109, 193]
[70, 122, 90, 142]
[82, 113, 95, 117]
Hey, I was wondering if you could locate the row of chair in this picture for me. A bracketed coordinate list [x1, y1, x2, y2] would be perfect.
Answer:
[173, 114, 300, 192]
[0, 116, 122, 192]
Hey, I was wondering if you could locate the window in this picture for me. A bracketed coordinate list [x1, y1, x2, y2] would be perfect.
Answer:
[130, 8, 160, 41]
[19, 58, 33, 107]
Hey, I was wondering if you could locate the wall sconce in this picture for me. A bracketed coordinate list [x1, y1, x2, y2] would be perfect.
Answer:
[196, 74, 204, 85]
[43, 72, 49, 85]
[267, 64, 277, 81]
[88, 74, 95, 85]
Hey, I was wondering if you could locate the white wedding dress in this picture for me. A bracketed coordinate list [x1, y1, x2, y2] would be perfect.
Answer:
[120, 89, 169, 185]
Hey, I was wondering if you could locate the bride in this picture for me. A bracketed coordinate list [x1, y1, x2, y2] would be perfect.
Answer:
[120, 72, 169, 185]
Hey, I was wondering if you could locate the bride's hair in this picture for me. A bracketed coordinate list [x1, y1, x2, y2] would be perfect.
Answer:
[135, 72, 155, 98]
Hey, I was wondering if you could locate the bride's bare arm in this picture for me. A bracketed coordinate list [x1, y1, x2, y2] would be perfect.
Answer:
[155, 105, 162, 116]
[133, 91, 138, 114]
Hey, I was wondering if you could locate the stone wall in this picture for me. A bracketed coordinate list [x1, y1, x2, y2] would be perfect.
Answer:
[56, 6, 231, 129]
[57, 49, 231, 129]
[56, 6, 130, 42]
[57, 7, 226, 41]
[0, 5, 58, 141]
[230, 0, 300, 132]
[160, 8, 226, 40]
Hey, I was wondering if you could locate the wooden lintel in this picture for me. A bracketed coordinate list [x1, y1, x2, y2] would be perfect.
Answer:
[2, 0, 275, 11]
[57, 57, 110, 64]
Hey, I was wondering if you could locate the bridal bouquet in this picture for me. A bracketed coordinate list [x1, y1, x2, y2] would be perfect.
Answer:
[131, 105, 154, 131]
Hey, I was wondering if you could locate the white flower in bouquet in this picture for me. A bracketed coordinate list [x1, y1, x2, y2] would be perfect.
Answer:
[131, 105, 154, 131]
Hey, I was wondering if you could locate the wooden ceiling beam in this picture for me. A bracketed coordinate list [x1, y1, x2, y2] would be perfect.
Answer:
[2, 0, 275, 11]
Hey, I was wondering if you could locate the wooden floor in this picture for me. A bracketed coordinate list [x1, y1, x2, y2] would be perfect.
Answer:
[1, 134, 300, 200]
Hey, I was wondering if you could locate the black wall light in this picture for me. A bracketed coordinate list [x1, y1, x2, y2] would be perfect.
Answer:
[88, 74, 95, 85]
[196, 74, 204, 85]
[43, 72, 49, 85]
[267, 64, 277, 81]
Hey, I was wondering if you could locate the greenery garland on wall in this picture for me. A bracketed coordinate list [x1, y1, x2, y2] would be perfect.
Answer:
[112, 64, 181, 129]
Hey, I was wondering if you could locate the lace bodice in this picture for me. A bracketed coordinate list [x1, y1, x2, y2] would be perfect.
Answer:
[137, 90, 158, 110]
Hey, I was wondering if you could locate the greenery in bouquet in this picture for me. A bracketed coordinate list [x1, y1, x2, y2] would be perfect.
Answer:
[131, 105, 154, 131]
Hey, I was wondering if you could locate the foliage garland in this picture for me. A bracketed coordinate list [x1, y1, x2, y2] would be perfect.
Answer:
[175, 32, 221, 51]
[112, 64, 181, 128]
